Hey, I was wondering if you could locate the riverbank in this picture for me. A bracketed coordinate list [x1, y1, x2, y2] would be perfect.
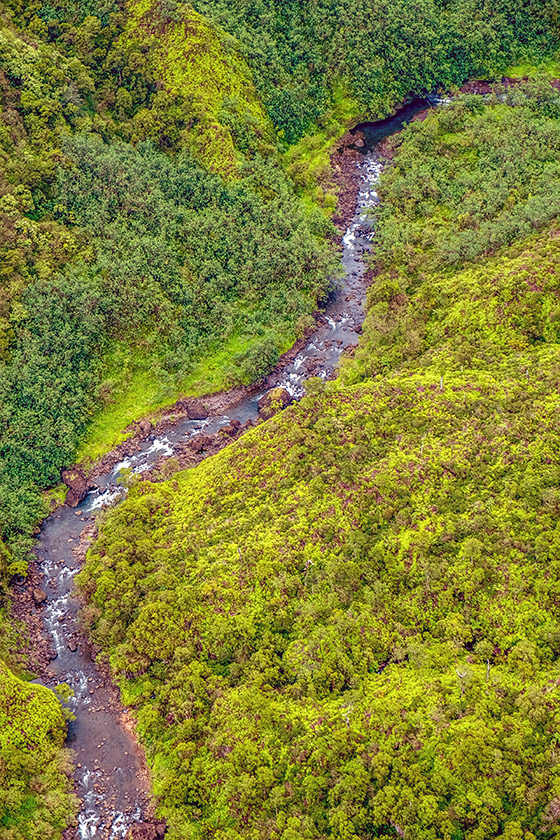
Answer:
[70, 78, 560, 840]
[14, 101, 400, 839]
[19, 78, 549, 836]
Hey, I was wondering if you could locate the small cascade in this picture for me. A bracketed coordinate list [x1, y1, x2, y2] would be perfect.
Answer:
[273, 152, 383, 398]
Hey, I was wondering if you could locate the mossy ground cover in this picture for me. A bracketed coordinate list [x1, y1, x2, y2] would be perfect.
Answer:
[506, 58, 560, 78]
[81, 91, 560, 840]
[283, 82, 364, 213]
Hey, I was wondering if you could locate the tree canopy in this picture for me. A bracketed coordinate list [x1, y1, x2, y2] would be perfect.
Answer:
[81, 88, 560, 840]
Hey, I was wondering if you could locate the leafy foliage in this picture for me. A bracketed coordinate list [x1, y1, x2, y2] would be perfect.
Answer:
[107, 0, 274, 175]
[0, 662, 76, 838]
[0, 0, 559, 836]
[80, 90, 560, 839]
[190, 0, 560, 142]
[0, 22, 335, 567]
[0, 0, 554, 568]
[56, 134, 334, 351]
[374, 82, 560, 272]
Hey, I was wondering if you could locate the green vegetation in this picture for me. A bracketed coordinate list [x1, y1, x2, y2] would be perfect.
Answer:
[78, 329, 294, 464]
[81, 88, 560, 839]
[0, 663, 76, 838]
[283, 82, 362, 212]
[373, 81, 560, 273]
[0, 0, 559, 833]
[191, 0, 559, 143]
[112, 0, 273, 175]
[0, 8, 336, 566]
[0, 0, 555, 564]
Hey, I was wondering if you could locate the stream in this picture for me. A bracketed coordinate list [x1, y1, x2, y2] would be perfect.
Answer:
[31, 97, 432, 839]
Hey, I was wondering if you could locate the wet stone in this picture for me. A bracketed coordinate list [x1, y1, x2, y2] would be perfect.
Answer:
[186, 399, 208, 420]
[33, 119, 384, 840]
[258, 387, 292, 419]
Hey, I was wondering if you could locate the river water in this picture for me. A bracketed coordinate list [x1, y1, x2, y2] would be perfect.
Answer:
[32, 98, 431, 838]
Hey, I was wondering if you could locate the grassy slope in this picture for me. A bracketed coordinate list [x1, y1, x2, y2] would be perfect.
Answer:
[78, 329, 299, 465]
[74, 0, 338, 465]
[80, 223, 560, 838]
[283, 81, 364, 214]
[506, 59, 560, 78]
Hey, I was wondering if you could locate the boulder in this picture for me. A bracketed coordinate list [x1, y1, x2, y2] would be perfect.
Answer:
[220, 424, 239, 438]
[138, 419, 153, 436]
[33, 588, 47, 605]
[62, 468, 95, 507]
[188, 434, 212, 454]
[186, 399, 208, 420]
[258, 387, 292, 420]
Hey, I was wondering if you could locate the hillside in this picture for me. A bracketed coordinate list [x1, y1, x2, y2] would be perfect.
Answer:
[0, 1, 335, 575]
[0, 0, 559, 837]
[0, 0, 555, 567]
[80, 89, 560, 839]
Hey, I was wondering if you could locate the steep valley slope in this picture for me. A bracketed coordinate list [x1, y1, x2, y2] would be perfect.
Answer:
[0, 0, 560, 838]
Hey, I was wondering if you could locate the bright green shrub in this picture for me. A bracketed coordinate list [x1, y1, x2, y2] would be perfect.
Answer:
[0, 663, 76, 838]
[80, 88, 560, 839]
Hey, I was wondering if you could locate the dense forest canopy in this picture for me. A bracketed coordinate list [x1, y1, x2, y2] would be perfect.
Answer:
[81, 89, 560, 840]
[0, 0, 559, 835]
[190, 0, 559, 141]
[0, 0, 556, 566]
